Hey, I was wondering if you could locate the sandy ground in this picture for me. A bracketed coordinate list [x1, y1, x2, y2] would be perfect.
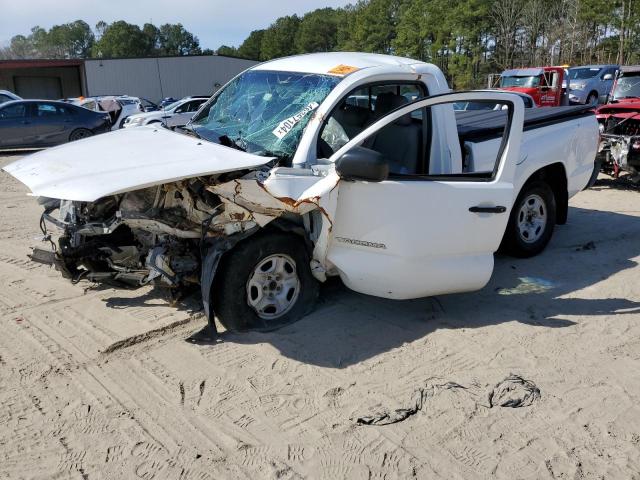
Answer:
[1, 152, 640, 479]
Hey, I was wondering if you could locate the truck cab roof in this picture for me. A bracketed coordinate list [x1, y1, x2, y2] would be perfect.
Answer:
[253, 52, 428, 76]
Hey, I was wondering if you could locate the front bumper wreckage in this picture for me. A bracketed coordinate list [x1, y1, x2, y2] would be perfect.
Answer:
[599, 134, 640, 176]
[29, 166, 341, 332]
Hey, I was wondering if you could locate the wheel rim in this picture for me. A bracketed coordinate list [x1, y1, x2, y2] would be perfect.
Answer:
[71, 130, 91, 141]
[246, 254, 300, 320]
[517, 193, 547, 244]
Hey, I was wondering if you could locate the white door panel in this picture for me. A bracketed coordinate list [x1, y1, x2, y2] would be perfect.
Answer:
[328, 180, 513, 298]
[325, 91, 525, 300]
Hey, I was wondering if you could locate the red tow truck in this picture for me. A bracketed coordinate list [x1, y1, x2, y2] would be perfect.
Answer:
[498, 66, 567, 107]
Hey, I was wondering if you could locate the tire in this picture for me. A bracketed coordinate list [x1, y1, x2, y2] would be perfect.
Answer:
[69, 128, 93, 142]
[212, 232, 319, 332]
[585, 156, 603, 189]
[586, 92, 598, 105]
[501, 180, 556, 258]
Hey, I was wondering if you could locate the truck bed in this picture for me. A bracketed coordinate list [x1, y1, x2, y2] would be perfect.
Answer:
[456, 105, 595, 142]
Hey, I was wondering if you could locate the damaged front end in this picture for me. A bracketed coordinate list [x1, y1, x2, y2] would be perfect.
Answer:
[597, 108, 640, 178]
[35, 174, 232, 288]
[31, 164, 339, 321]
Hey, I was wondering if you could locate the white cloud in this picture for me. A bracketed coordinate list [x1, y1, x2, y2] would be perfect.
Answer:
[0, 0, 354, 49]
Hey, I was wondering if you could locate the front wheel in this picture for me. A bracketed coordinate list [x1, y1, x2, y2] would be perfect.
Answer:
[69, 128, 93, 142]
[586, 93, 598, 105]
[501, 181, 556, 258]
[212, 233, 319, 332]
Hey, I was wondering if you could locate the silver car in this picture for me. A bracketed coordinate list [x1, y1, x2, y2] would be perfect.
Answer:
[567, 65, 618, 104]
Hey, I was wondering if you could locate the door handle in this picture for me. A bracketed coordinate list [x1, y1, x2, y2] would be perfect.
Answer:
[469, 206, 507, 214]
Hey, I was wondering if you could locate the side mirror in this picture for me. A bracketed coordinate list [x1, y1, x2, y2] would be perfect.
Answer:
[603, 73, 613, 81]
[336, 146, 389, 182]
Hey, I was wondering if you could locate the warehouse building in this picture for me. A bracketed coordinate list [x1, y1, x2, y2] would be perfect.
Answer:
[0, 54, 258, 101]
[0, 59, 85, 99]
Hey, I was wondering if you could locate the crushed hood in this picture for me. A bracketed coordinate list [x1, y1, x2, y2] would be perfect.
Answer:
[3, 125, 272, 202]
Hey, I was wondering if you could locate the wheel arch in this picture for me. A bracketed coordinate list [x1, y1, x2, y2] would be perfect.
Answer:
[200, 213, 317, 330]
[520, 162, 568, 224]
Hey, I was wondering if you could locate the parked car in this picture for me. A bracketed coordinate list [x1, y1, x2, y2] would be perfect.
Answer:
[566, 64, 618, 105]
[139, 98, 159, 112]
[158, 97, 177, 109]
[0, 90, 21, 105]
[4, 53, 598, 333]
[0, 100, 110, 150]
[499, 67, 567, 106]
[595, 65, 640, 177]
[123, 96, 209, 129]
[70, 95, 143, 130]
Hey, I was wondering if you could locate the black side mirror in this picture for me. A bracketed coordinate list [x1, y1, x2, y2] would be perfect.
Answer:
[336, 146, 389, 182]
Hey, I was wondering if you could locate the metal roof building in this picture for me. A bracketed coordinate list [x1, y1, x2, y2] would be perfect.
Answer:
[0, 54, 258, 101]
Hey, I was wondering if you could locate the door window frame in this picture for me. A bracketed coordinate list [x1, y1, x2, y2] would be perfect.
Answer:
[317, 80, 429, 156]
[329, 92, 522, 184]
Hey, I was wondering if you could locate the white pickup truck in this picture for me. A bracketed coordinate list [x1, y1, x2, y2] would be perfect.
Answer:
[4, 53, 599, 332]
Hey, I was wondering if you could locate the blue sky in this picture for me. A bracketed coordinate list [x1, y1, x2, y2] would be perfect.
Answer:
[0, 0, 354, 49]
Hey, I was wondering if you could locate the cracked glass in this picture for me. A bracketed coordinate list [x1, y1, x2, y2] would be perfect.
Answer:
[191, 70, 340, 161]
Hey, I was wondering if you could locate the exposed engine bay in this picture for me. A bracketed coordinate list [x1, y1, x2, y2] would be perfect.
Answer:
[33, 165, 331, 302]
[598, 115, 640, 177]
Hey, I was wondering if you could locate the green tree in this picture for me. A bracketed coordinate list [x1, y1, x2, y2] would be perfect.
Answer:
[295, 8, 339, 53]
[260, 15, 301, 60]
[92, 21, 151, 58]
[339, 0, 406, 53]
[158, 23, 201, 56]
[237, 30, 265, 60]
[216, 45, 238, 56]
[9, 35, 33, 58]
[142, 23, 161, 54]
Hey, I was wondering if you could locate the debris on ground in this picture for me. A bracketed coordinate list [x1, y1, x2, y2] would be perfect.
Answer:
[488, 374, 540, 408]
[355, 381, 467, 426]
[356, 375, 541, 426]
[575, 241, 596, 251]
[496, 277, 555, 296]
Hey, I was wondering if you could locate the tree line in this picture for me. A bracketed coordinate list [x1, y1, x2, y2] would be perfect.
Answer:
[0, 20, 205, 60]
[1, 1, 639, 88]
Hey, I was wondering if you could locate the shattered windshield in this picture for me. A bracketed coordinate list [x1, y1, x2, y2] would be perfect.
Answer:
[612, 75, 640, 100]
[191, 70, 340, 159]
[501, 76, 540, 88]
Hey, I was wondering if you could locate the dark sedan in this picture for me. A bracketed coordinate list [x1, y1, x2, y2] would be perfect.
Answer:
[0, 100, 111, 150]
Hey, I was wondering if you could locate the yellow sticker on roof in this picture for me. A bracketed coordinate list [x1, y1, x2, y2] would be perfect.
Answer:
[328, 64, 360, 76]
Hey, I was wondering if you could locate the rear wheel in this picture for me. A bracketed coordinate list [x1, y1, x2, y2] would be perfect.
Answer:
[212, 233, 319, 332]
[69, 128, 93, 142]
[501, 181, 556, 258]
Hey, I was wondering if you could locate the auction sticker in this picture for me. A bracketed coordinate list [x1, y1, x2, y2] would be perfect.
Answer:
[328, 64, 360, 75]
[272, 102, 319, 139]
